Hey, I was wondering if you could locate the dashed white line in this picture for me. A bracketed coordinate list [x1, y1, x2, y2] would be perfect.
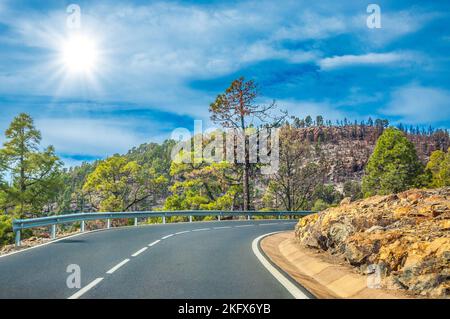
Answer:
[161, 234, 174, 239]
[235, 224, 254, 228]
[192, 228, 210, 232]
[148, 240, 160, 247]
[213, 226, 232, 229]
[131, 247, 148, 257]
[175, 230, 190, 235]
[106, 258, 130, 274]
[259, 223, 279, 226]
[68, 277, 104, 299]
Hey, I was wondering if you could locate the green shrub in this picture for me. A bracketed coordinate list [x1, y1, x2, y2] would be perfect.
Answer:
[0, 215, 14, 246]
[311, 199, 330, 211]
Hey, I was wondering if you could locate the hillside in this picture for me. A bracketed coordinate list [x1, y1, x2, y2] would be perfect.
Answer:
[292, 125, 449, 186]
[56, 124, 450, 213]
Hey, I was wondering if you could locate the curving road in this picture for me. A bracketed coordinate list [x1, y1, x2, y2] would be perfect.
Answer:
[0, 220, 301, 299]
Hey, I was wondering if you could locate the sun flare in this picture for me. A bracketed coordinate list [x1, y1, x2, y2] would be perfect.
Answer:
[61, 34, 98, 74]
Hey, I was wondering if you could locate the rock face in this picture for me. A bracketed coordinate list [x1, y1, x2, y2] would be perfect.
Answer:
[295, 188, 450, 298]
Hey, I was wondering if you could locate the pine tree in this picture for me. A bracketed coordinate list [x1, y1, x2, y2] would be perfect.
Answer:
[0, 113, 62, 216]
[362, 128, 424, 197]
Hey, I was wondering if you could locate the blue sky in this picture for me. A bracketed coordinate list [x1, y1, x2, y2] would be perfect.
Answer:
[0, 0, 449, 167]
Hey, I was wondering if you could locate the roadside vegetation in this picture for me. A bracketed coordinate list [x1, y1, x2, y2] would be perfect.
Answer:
[1, 78, 449, 246]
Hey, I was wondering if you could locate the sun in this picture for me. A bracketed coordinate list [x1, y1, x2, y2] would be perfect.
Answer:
[61, 33, 98, 74]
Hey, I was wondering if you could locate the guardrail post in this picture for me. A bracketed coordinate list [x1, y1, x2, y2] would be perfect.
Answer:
[81, 220, 85, 232]
[218, 213, 221, 221]
[189, 215, 192, 223]
[278, 214, 281, 220]
[247, 215, 250, 221]
[107, 219, 111, 229]
[51, 224, 56, 240]
[162, 216, 166, 224]
[15, 230, 21, 247]
[134, 217, 138, 226]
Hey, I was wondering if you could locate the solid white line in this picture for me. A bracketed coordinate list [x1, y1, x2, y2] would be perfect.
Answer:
[131, 247, 148, 257]
[106, 258, 130, 274]
[235, 224, 254, 228]
[252, 232, 311, 299]
[175, 230, 190, 235]
[213, 226, 232, 229]
[192, 228, 210, 232]
[161, 234, 174, 239]
[148, 239, 160, 247]
[68, 277, 104, 299]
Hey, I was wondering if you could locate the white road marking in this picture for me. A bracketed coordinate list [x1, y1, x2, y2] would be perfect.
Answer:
[131, 247, 148, 257]
[259, 223, 279, 226]
[148, 240, 160, 247]
[68, 277, 104, 299]
[192, 228, 210, 232]
[235, 224, 254, 228]
[106, 258, 130, 274]
[175, 230, 190, 235]
[213, 226, 232, 229]
[252, 232, 311, 299]
[161, 234, 174, 239]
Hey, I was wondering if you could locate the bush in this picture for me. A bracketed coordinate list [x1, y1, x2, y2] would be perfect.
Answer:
[343, 181, 363, 201]
[425, 148, 450, 187]
[0, 215, 14, 246]
[313, 184, 343, 206]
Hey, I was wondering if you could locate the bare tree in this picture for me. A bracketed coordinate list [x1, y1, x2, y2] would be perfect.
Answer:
[209, 77, 282, 210]
[266, 126, 327, 211]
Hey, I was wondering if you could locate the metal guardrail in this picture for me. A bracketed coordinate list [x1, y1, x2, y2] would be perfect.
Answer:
[12, 210, 315, 247]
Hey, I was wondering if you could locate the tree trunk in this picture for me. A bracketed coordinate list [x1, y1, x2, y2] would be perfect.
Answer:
[241, 115, 250, 211]
[243, 160, 250, 211]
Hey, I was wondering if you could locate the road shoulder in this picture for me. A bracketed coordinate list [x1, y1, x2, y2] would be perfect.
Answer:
[260, 231, 414, 299]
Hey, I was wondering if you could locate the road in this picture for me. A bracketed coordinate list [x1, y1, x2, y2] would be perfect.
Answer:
[0, 220, 300, 299]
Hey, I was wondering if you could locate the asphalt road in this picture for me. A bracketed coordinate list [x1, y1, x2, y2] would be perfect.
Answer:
[0, 220, 298, 299]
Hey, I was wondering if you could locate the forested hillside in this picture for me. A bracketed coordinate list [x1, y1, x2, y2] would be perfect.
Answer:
[53, 120, 450, 214]
[1, 78, 450, 247]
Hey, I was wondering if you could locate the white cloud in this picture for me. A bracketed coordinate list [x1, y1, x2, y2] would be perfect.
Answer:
[353, 10, 440, 47]
[272, 11, 347, 41]
[382, 84, 450, 124]
[35, 118, 145, 158]
[318, 52, 419, 70]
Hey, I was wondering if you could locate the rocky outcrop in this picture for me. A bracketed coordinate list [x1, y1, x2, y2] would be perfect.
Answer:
[295, 188, 450, 298]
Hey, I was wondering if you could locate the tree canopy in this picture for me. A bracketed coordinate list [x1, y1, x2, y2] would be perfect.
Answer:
[425, 148, 450, 187]
[83, 156, 168, 212]
[0, 113, 62, 216]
